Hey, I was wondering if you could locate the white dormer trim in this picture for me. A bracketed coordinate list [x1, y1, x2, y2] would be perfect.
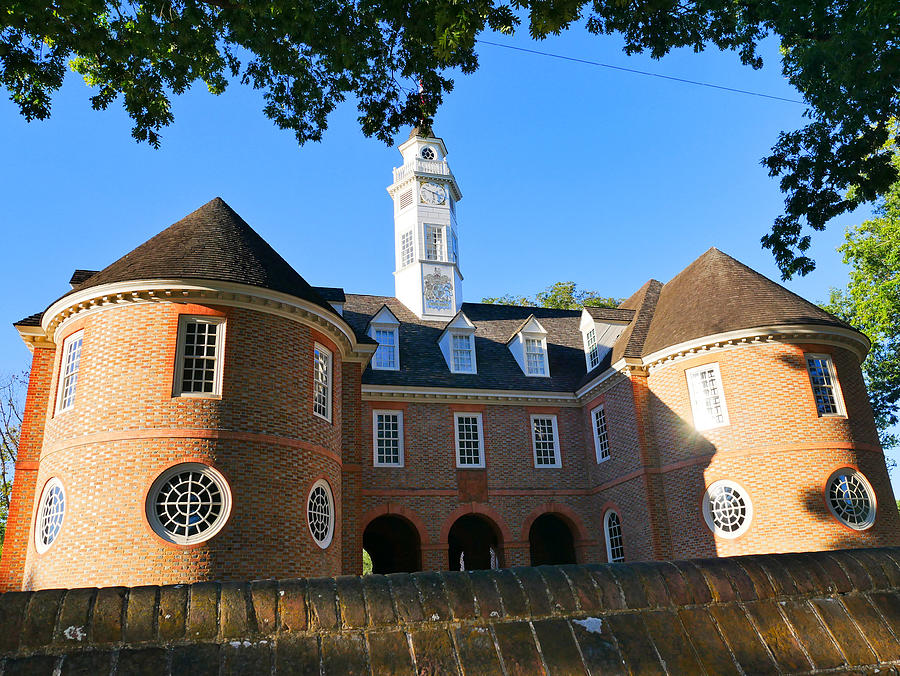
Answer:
[367, 305, 401, 371]
[508, 316, 550, 378]
[579, 309, 630, 372]
[439, 312, 477, 374]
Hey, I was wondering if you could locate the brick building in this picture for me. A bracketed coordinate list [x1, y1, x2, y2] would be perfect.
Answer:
[1, 128, 898, 591]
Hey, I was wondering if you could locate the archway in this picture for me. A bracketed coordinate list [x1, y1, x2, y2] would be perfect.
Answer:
[362, 515, 421, 574]
[448, 514, 503, 571]
[528, 513, 576, 566]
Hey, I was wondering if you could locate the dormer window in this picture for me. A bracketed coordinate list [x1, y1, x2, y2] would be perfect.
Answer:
[585, 328, 600, 370]
[525, 338, 546, 376]
[439, 312, 477, 374]
[580, 307, 634, 373]
[508, 316, 550, 378]
[367, 305, 401, 372]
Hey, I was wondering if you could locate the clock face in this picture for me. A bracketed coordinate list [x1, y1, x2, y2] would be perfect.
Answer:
[420, 146, 436, 160]
[420, 181, 447, 205]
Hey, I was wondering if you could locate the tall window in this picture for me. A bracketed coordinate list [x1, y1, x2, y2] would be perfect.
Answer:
[374, 328, 398, 370]
[449, 229, 459, 263]
[531, 415, 560, 467]
[400, 231, 415, 268]
[585, 328, 601, 370]
[56, 331, 84, 413]
[452, 333, 475, 373]
[174, 318, 224, 397]
[685, 363, 729, 430]
[805, 354, 844, 416]
[525, 338, 547, 376]
[373, 411, 403, 466]
[604, 511, 624, 563]
[313, 343, 332, 421]
[592, 406, 610, 463]
[426, 224, 443, 261]
[455, 413, 484, 468]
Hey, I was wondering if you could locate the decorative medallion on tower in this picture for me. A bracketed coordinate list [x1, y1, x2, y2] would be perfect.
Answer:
[387, 127, 464, 320]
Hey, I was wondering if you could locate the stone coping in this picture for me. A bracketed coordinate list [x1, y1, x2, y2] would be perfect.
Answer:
[1, 547, 898, 674]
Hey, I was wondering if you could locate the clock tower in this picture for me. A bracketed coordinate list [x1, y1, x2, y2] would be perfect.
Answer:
[387, 127, 463, 320]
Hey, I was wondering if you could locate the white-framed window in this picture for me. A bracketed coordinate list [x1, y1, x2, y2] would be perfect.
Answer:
[146, 463, 232, 545]
[56, 330, 84, 413]
[313, 343, 332, 421]
[825, 468, 876, 530]
[449, 229, 459, 264]
[426, 224, 444, 261]
[805, 354, 846, 417]
[525, 338, 548, 376]
[174, 316, 225, 397]
[307, 479, 335, 548]
[373, 410, 404, 466]
[702, 480, 752, 538]
[592, 405, 610, 463]
[400, 231, 415, 268]
[373, 328, 398, 370]
[531, 415, 561, 467]
[685, 362, 729, 430]
[454, 412, 484, 468]
[35, 477, 65, 554]
[604, 510, 624, 563]
[452, 333, 475, 373]
[585, 328, 601, 370]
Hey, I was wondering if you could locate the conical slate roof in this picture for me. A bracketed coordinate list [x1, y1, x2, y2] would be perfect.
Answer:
[641, 248, 855, 356]
[70, 197, 337, 316]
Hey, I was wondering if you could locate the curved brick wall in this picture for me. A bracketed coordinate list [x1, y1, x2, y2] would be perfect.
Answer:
[24, 302, 345, 589]
[0, 548, 898, 674]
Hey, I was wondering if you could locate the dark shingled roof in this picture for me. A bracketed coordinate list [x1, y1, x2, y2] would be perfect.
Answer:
[342, 296, 594, 392]
[69, 270, 98, 287]
[14, 312, 42, 327]
[68, 197, 338, 317]
[641, 248, 854, 356]
[312, 286, 346, 303]
[583, 306, 635, 323]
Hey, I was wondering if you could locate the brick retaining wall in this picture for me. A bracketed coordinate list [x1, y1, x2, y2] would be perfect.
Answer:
[1, 547, 898, 674]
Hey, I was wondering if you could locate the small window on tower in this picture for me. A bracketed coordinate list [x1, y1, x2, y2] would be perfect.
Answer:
[56, 330, 84, 413]
[805, 354, 846, 417]
[400, 231, 415, 268]
[685, 362, 729, 430]
[449, 229, 459, 264]
[426, 224, 444, 261]
[421, 146, 436, 160]
[174, 317, 225, 397]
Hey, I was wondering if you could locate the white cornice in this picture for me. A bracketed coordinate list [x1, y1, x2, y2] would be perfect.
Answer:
[642, 324, 870, 371]
[361, 384, 578, 406]
[42, 279, 377, 363]
[14, 325, 55, 351]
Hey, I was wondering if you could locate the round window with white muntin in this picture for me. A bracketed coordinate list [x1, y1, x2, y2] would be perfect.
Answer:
[420, 146, 436, 160]
[35, 477, 65, 554]
[307, 479, 334, 548]
[146, 463, 232, 545]
[826, 468, 876, 530]
[702, 480, 752, 538]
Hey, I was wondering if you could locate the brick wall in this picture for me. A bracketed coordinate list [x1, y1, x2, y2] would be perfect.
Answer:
[1, 547, 898, 674]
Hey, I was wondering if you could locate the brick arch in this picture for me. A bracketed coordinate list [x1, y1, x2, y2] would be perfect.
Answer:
[520, 502, 590, 543]
[361, 503, 431, 546]
[438, 503, 513, 543]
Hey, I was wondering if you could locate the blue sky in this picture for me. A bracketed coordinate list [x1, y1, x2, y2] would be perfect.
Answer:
[1, 26, 896, 492]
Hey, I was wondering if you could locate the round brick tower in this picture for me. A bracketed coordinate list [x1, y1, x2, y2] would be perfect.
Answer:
[18, 199, 374, 589]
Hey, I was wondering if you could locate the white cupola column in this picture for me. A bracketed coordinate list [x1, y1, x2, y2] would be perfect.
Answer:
[387, 127, 463, 320]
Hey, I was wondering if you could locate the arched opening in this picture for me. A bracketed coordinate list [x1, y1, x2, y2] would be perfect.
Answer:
[362, 515, 421, 574]
[448, 514, 503, 571]
[528, 513, 577, 566]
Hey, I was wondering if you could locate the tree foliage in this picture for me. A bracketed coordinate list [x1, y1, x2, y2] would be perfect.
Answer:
[483, 281, 619, 309]
[824, 144, 900, 453]
[0, 371, 27, 554]
[3, 1, 898, 277]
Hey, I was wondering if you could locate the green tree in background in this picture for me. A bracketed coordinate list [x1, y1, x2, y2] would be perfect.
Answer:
[3, 1, 899, 278]
[824, 142, 900, 457]
[483, 281, 619, 309]
[0, 371, 27, 555]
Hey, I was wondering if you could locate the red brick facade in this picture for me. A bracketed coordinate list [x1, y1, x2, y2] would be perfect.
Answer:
[2, 295, 898, 591]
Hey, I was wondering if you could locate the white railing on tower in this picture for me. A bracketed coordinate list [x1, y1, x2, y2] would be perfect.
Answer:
[393, 158, 452, 183]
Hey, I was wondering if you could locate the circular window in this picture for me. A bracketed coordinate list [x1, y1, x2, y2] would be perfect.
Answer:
[420, 146, 436, 160]
[35, 478, 65, 554]
[146, 463, 232, 545]
[826, 468, 876, 530]
[307, 479, 335, 548]
[702, 480, 752, 538]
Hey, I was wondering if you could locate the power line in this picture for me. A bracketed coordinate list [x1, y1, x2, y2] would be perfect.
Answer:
[476, 39, 805, 105]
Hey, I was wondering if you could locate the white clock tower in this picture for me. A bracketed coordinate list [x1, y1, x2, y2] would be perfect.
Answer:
[387, 127, 463, 320]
